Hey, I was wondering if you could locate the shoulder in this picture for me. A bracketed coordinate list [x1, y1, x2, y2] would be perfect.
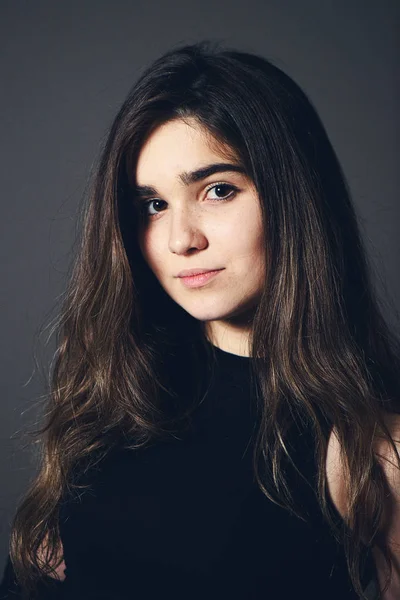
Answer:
[372, 413, 400, 555]
[325, 426, 348, 517]
[326, 414, 400, 597]
[373, 413, 400, 482]
[326, 413, 400, 518]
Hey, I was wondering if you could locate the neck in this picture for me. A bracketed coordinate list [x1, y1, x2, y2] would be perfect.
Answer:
[204, 318, 252, 358]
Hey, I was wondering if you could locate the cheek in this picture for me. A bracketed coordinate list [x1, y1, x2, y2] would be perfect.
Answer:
[138, 230, 159, 266]
[141, 243, 171, 286]
[214, 208, 255, 243]
[226, 212, 264, 259]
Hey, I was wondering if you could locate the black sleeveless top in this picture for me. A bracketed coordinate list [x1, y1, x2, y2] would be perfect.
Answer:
[1, 342, 376, 599]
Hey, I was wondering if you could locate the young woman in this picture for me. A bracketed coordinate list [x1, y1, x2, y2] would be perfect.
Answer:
[1, 41, 399, 600]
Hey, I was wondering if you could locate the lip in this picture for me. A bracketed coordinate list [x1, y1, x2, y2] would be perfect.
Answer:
[178, 269, 223, 288]
[177, 268, 223, 277]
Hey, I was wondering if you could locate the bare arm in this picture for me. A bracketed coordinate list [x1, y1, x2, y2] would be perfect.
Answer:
[326, 416, 400, 599]
[371, 416, 400, 599]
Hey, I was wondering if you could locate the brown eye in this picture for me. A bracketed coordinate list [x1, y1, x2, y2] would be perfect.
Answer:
[143, 199, 167, 217]
[206, 183, 238, 201]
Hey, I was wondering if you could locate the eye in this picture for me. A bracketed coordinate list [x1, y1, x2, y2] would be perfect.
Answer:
[139, 183, 238, 219]
[206, 183, 238, 201]
[141, 199, 167, 217]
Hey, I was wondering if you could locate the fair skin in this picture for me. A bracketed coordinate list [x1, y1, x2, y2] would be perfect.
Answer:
[134, 116, 400, 597]
[327, 422, 400, 599]
[47, 117, 400, 595]
[135, 118, 265, 358]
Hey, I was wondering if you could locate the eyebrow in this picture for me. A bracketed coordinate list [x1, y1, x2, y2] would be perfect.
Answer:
[133, 162, 247, 199]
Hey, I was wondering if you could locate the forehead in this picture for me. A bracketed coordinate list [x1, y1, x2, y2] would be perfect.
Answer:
[135, 118, 239, 184]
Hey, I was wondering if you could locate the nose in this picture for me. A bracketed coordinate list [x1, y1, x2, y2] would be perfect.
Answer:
[168, 206, 208, 255]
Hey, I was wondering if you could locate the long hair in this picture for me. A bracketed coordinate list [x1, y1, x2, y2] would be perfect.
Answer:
[9, 40, 400, 599]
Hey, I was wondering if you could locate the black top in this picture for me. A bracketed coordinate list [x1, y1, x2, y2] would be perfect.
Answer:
[1, 341, 376, 599]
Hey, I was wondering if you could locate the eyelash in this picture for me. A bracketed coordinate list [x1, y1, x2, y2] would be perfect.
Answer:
[139, 182, 239, 218]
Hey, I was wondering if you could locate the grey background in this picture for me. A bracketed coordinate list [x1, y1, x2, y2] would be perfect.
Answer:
[0, 0, 399, 574]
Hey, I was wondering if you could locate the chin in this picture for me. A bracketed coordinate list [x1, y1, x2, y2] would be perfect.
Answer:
[177, 300, 245, 323]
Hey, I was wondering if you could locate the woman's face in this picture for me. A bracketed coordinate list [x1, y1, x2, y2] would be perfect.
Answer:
[134, 117, 265, 328]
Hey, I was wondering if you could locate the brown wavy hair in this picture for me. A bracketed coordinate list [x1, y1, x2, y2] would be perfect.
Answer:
[9, 41, 400, 599]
